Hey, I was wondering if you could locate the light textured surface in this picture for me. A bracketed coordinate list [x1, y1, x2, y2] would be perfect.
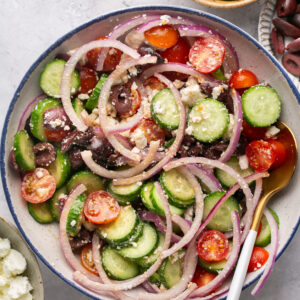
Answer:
[0, 0, 299, 299]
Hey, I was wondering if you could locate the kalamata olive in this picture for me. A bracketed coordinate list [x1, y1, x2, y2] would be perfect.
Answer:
[272, 18, 300, 38]
[69, 229, 92, 252]
[234, 135, 248, 156]
[296, 4, 300, 13]
[9, 149, 20, 172]
[69, 148, 84, 170]
[43, 107, 71, 131]
[111, 84, 132, 115]
[286, 37, 300, 52]
[205, 143, 228, 160]
[59, 195, 67, 214]
[89, 136, 115, 166]
[282, 53, 300, 75]
[290, 13, 300, 28]
[177, 145, 188, 158]
[187, 144, 205, 157]
[33, 142, 57, 167]
[182, 135, 197, 146]
[271, 28, 285, 55]
[73, 126, 94, 147]
[138, 45, 164, 64]
[61, 131, 78, 153]
[277, 0, 297, 17]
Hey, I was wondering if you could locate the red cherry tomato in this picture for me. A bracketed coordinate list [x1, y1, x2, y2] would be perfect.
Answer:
[84, 191, 120, 224]
[144, 77, 167, 91]
[242, 120, 267, 141]
[229, 69, 258, 89]
[144, 25, 179, 49]
[44, 128, 71, 142]
[197, 230, 229, 262]
[80, 244, 99, 275]
[189, 37, 225, 74]
[267, 139, 287, 169]
[192, 265, 217, 288]
[78, 67, 98, 94]
[21, 168, 56, 203]
[159, 38, 190, 64]
[86, 36, 122, 71]
[246, 140, 276, 172]
[248, 246, 269, 272]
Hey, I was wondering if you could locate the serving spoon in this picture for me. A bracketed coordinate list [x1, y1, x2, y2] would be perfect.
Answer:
[227, 121, 297, 300]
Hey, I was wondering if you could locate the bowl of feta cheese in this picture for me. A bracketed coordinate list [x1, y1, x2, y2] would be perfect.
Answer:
[0, 217, 44, 300]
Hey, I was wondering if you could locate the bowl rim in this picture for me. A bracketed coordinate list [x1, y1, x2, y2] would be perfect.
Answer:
[1, 5, 300, 300]
[192, 0, 257, 10]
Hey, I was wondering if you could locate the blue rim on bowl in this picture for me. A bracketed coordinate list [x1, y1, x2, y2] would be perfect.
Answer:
[1, 5, 300, 300]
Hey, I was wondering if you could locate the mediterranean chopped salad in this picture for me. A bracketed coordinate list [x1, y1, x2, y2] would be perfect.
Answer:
[10, 13, 288, 299]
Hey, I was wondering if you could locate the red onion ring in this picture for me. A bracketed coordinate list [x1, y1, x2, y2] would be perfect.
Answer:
[171, 214, 191, 235]
[113, 73, 186, 186]
[60, 39, 140, 132]
[173, 283, 197, 300]
[142, 281, 160, 293]
[251, 209, 279, 296]
[17, 94, 46, 131]
[81, 140, 159, 179]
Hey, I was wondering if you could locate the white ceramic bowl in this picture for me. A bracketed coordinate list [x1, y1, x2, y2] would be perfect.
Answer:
[0, 217, 44, 299]
[1, 6, 300, 300]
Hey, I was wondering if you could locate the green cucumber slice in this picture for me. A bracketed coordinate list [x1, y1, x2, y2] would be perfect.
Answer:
[85, 73, 109, 112]
[242, 85, 281, 127]
[40, 59, 80, 98]
[47, 147, 71, 188]
[27, 201, 54, 224]
[72, 98, 84, 118]
[13, 130, 36, 171]
[141, 182, 156, 212]
[67, 170, 105, 195]
[164, 138, 175, 149]
[151, 88, 180, 130]
[30, 98, 61, 141]
[212, 67, 226, 81]
[49, 186, 67, 221]
[118, 223, 158, 260]
[101, 245, 139, 280]
[188, 98, 229, 143]
[203, 191, 241, 232]
[214, 156, 254, 188]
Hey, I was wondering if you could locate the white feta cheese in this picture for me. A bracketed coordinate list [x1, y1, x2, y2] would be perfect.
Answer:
[2, 249, 27, 276]
[77, 93, 90, 100]
[0, 238, 10, 258]
[129, 67, 138, 77]
[0, 274, 9, 287]
[15, 293, 33, 300]
[125, 29, 145, 49]
[239, 155, 249, 170]
[36, 188, 49, 198]
[212, 84, 228, 100]
[173, 79, 185, 89]
[35, 170, 44, 179]
[180, 77, 206, 107]
[70, 220, 76, 227]
[265, 125, 280, 138]
[185, 126, 193, 135]
[7, 276, 32, 299]
[130, 128, 147, 150]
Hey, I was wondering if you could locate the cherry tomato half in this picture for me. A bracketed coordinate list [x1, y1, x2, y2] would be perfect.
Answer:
[246, 140, 276, 172]
[21, 168, 56, 203]
[78, 67, 98, 94]
[242, 120, 267, 141]
[44, 128, 71, 142]
[248, 246, 269, 273]
[144, 25, 179, 49]
[229, 69, 258, 89]
[144, 77, 167, 91]
[83, 191, 120, 224]
[80, 244, 98, 275]
[189, 36, 225, 74]
[267, 139, 287, 169]
[197, 230, 229, 262]
[159, 38, 190, 64]
[192, 265, 217, 288]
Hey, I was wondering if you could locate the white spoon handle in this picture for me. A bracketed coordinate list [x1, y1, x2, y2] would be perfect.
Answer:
[227, 229, 257, 300]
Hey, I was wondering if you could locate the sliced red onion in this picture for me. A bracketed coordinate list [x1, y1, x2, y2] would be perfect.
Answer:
[59, 184, 99, 281]
[114, 133, 133, 149]
[173, 283, 197, 300]
[187, 164, 222, 192]
[171, 214, 191, 234]
[178, 24, 239, 75]
[61, 39, 140, 132]
[251, 209, 279, 296]
[162, 167, 204, 259]
[190, 210, 241, 297]
[93, 126, 104, 137]
[113, 74, 186, 186]
[136, 16, 194, 33]
[219, 89, 243, 163]
[81, 140, 159, 179]
[142, 281, 160, 293]
[17, 94, 46, 131]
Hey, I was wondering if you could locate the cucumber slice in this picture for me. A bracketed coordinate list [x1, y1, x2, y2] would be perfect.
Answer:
[188, 99, 229, 143]
[98, 206, 140, 244]
[40, 59, 80, 98]
[242, 85, 281, 127]
[118, 223, 158, 260]
[72, 98, 84, 118]
[137, 231, 165, 268]
[67, 171, 105, 195]
[148, 272, 162, 286]
[150, 184, 185, 217]
[47, 147, 71, 188]
[212, 67, 226, 81]
[85, 73, 109, 112]
[49, 186, 67, 221]
[255, 208, 279, 247]
[27, 201, 53, 224]
[151, 88, 180, 130]
[203, 191, 241, 232]
[214, 156, 254, 188]
[158, 250, 184, 289]
[66, 194, 87, 237]
[30, 98, 61, 141]
[13, 130, 36, 171]
[160, 169, 195, 207]
[164, 138, 175, 149]
[141, 182, 156, 212]
[107, 181, 142, 205]
[101, 245, 139, 280]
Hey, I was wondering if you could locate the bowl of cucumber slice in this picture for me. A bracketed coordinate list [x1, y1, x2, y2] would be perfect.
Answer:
[1, 5, 300, 300]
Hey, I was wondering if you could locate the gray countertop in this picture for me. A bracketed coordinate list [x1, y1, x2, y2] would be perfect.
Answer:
[0, 0, 299, 299]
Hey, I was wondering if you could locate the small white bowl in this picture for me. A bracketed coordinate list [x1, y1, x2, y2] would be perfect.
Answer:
[1, 6, 300, 300]
[0, 217, 44, 299]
